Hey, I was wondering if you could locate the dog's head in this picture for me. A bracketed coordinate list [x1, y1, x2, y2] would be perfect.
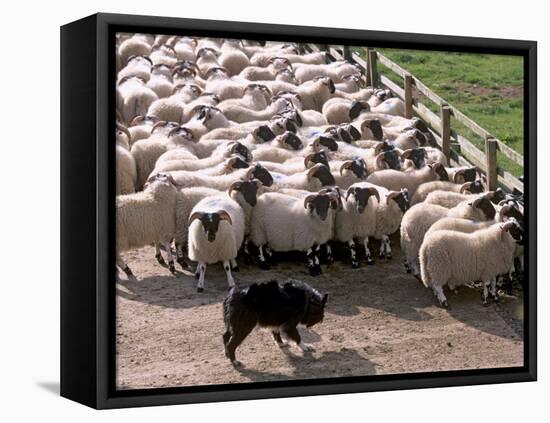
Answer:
[287, 280, 328, 328]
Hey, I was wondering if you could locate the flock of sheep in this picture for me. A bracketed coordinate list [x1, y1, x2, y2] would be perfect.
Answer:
[115, 33, 524, 307]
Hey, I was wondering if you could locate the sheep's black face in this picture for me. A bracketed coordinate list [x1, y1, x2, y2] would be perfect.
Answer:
[432, 163, 449, 181]
[460, 167, 478, 183]
[199, 213, 221, 243]
[311, 165, 336, 186]
[468, 180, 484, 194]
[349, 187, 377, 214]
[348, 125, 362, 141]
[229, 156, 249, 170]
[317, 136, 338, 152]
[303, 293, 328, 328]
[501, 204, 524, 229]
[507, 222, 524, 245]
[391, 190, 409, 213]
[252, 165, 274, 187]
[362, 119, 383, 141]
[349, 101, 369, 120]
[281, 132, 303, 150]
[383, 151, 402, 171]
[347, 159, 368, 179]
[306, 195, 332, 221]
[405, 148, 426, 169]
[255, 125, 276, 142]
[235, 180, 259, 207]
[414, 130, 428, 146]
[337, 126, 353, 143]
[309, 151, 329, 168]
[491, 188, 506, 205]
[231, 142, 252, 162]
[474, 197, 496, 220]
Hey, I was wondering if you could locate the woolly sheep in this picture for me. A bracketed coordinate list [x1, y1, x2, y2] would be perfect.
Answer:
[334, 183, 380, 267]
[268, 163, 336, 191]
[419, 219, 523, 307]
[423, 186, 506, 209]
[366, 163, 449, 197]
[411, 180, 485, 206]
[118, 36, 152, 67]
[188, 195, 245, 291]
[250, 191, 339, 275]
[116, 173, 178, 277]
[400, 195, 497, 277]
[219, 40, 250, 75]
[116, 125, 137, 195]
[117, 77, 159, 125]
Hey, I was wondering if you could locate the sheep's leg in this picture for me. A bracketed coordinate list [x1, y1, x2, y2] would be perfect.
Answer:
[265, 246, 275, 266]
[481, 279, 491, 306]
[363, 237, 374, 265]
[258, 245, 270, 270]
[307, 247, 321, 276]
[431, 285, 448, 308]
[403, 257, 412, 273]
[223, 261, 235, 289]
[155, 243, 167, 267]
[378, 237, 386, 259]
[383, 235, 392, 260]
[175, 242, 187, 270]
[348, 240, 359, 268]
[314, 244, 322, 274]
[195, 261, 206, 292]
[116, 254, 135, 279]
[243, 237, 253, 265]
[230, 258, 239, 272]
[324, 244, 334, 265]
[164, 242, 176, 274]
[490, 277, 499, 302]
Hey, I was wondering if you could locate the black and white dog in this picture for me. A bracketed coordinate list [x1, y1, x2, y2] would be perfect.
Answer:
[222, 279, 328, 366]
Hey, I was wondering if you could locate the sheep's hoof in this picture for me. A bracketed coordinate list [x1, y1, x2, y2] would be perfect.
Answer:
[366, 257, 374, 265]
[325, 256, 334, 265]
[440, 300, 449, 308]
[351, 262, 360, 269]
[259, 261, 271, 270]
[177, 258, 187, 270]
[379, 252, 385, 259]
[197, 287, 204, 293]
[405, 266, 412, 274]
[123, 266, 134, 278]
[386, 253, 392, 260]
[168, 263, 176, 274]
[492, 294, 500, 303]
[232, 265, 240, 273]
[309, 266, 322, 277]
[155, 254, 166, 266]
[481, 298, 489, 307]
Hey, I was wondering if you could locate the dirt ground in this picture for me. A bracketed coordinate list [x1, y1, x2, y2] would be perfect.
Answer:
[116, 239, 524, 390]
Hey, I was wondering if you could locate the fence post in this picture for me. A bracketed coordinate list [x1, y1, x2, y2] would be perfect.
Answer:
[368, 49, 379, 87]
[365, 47, 372, 87]
[485, 136, 498, 190]
[440, 104, 451, 161]
[343, 45, 351, 61]
[404, 74, 413, 119]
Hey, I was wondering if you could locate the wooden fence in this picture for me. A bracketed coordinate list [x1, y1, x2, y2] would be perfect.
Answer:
[302, 44, 524, 194]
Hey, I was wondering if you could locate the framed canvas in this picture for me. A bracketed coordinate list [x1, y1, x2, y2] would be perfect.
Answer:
[60, 12, 537, 409]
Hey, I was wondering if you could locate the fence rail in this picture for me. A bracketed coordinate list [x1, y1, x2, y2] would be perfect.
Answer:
[303, 44, 524, 194]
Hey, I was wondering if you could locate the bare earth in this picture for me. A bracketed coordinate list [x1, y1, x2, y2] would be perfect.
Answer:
[116, 238, 524, 390]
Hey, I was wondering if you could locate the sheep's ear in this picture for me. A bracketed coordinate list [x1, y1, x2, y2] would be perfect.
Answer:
[217, 210, 233, 225]
[322, 293, 328, 305]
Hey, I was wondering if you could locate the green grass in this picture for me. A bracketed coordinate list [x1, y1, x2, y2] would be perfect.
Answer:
[356, 48, 524, 176]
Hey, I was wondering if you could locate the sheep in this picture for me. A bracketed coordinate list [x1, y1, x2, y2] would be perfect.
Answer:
[400, 194, 497, 277]
[332, 158, 370, 189]
[250, 51, 327, 67]
[116, 173, 178, 277]
[445, 166, 479, 184]
[219, 96, 293, 124]
[188, 195, 245, 291]
[424, 187, 506, 209]
[196, 47, 221, 78]
[296, 76, 336, 111]
[219, 40, 250, 75]
[167, 163, 274, 191]
[334, 183, 380, 267]
[335, 74, 365, 93]
[117, 55, 153, 82]
[127, 115, 161, 145]
[419, 219, 524, 307]
[401, 147, 449, 170]
[249, 191, 339, 275]
[116, 125, 137, 195]
[173, 37, 196, 62]
[257, 151, 329, 175]
[218, 84, 272, 111]
[370, 97, 406, 116]
[322, 97, 371, 125]
[149, 44, 178, 67]
[146, 64, 174, 98]
[117, 76, 159, 125]
[239, 57, 292, 81]
[118, 36, 152, 66]
[366, 163, 449, 197]
[293, 61, 360, 84]
[411, 179, 485, 206]
[268, 163, 336, 191]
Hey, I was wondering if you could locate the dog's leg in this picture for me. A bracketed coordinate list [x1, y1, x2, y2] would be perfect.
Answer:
[223, 261, 235, 289]
[226, 322, 255, 367]
[363, 237, 374, 265]
[283, 326, 314, 352]
[272, 330, 288, 348]
[195, 261, 206, 292]
[116, 254, 135, 279]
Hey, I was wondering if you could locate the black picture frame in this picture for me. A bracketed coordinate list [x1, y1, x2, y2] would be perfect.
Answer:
[60, 12, 537, 409]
